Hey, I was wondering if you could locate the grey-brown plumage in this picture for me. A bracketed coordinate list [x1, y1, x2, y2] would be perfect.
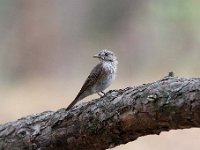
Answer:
[66, 49, 118, 110]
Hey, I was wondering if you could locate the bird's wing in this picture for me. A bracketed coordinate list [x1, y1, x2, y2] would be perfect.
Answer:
[75, 63, 107, 100]
[66, 63, 106, 111]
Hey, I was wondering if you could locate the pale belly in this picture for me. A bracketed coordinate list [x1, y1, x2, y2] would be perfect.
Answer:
[95, 73, 115, 92]
[93, 60, 117, 93]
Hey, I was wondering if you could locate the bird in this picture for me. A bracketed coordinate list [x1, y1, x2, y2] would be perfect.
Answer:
[66, 49, 118, 111]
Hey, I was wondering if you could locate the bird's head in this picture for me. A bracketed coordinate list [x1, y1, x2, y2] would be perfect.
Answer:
[93, 49, 116, 62]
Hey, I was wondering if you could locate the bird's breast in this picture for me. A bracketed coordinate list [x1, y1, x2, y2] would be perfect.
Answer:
[95, 62, 117, 92]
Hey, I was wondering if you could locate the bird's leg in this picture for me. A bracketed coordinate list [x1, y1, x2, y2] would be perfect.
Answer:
[97, 92, 103, 97]
[97, 91, 106, 97]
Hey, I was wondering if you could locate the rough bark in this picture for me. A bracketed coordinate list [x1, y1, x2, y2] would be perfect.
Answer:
[1, 76, 200, 150]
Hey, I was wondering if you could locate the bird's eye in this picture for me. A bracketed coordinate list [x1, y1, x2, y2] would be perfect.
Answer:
[105, 53, 108, 56]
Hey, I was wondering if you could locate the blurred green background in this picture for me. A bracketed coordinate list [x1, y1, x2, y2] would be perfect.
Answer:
[1, 0, 200, 149]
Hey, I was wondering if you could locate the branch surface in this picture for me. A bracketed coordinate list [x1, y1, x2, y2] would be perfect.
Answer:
[1, 76, 200, 150]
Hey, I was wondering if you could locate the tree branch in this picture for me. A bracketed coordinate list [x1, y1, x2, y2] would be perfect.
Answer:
[1, 76, 200, 150]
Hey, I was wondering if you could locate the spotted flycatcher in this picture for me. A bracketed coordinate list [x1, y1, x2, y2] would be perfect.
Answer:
[66, 49, 118, 110]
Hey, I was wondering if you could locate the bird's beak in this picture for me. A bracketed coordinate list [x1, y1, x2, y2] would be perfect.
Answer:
[93, 54, 100, 58]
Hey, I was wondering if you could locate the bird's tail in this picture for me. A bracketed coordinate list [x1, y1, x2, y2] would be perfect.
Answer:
[66, 98, 79, 111]
[66, 93, 83, 111]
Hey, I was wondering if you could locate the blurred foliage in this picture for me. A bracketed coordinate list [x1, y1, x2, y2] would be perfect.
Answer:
[0, 0, 200, 83]
[87, 0, 134, 36]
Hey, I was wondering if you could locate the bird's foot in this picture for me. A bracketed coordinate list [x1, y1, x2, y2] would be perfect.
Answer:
[97, 91, 106, 98]
[100, 91, 106, 95]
